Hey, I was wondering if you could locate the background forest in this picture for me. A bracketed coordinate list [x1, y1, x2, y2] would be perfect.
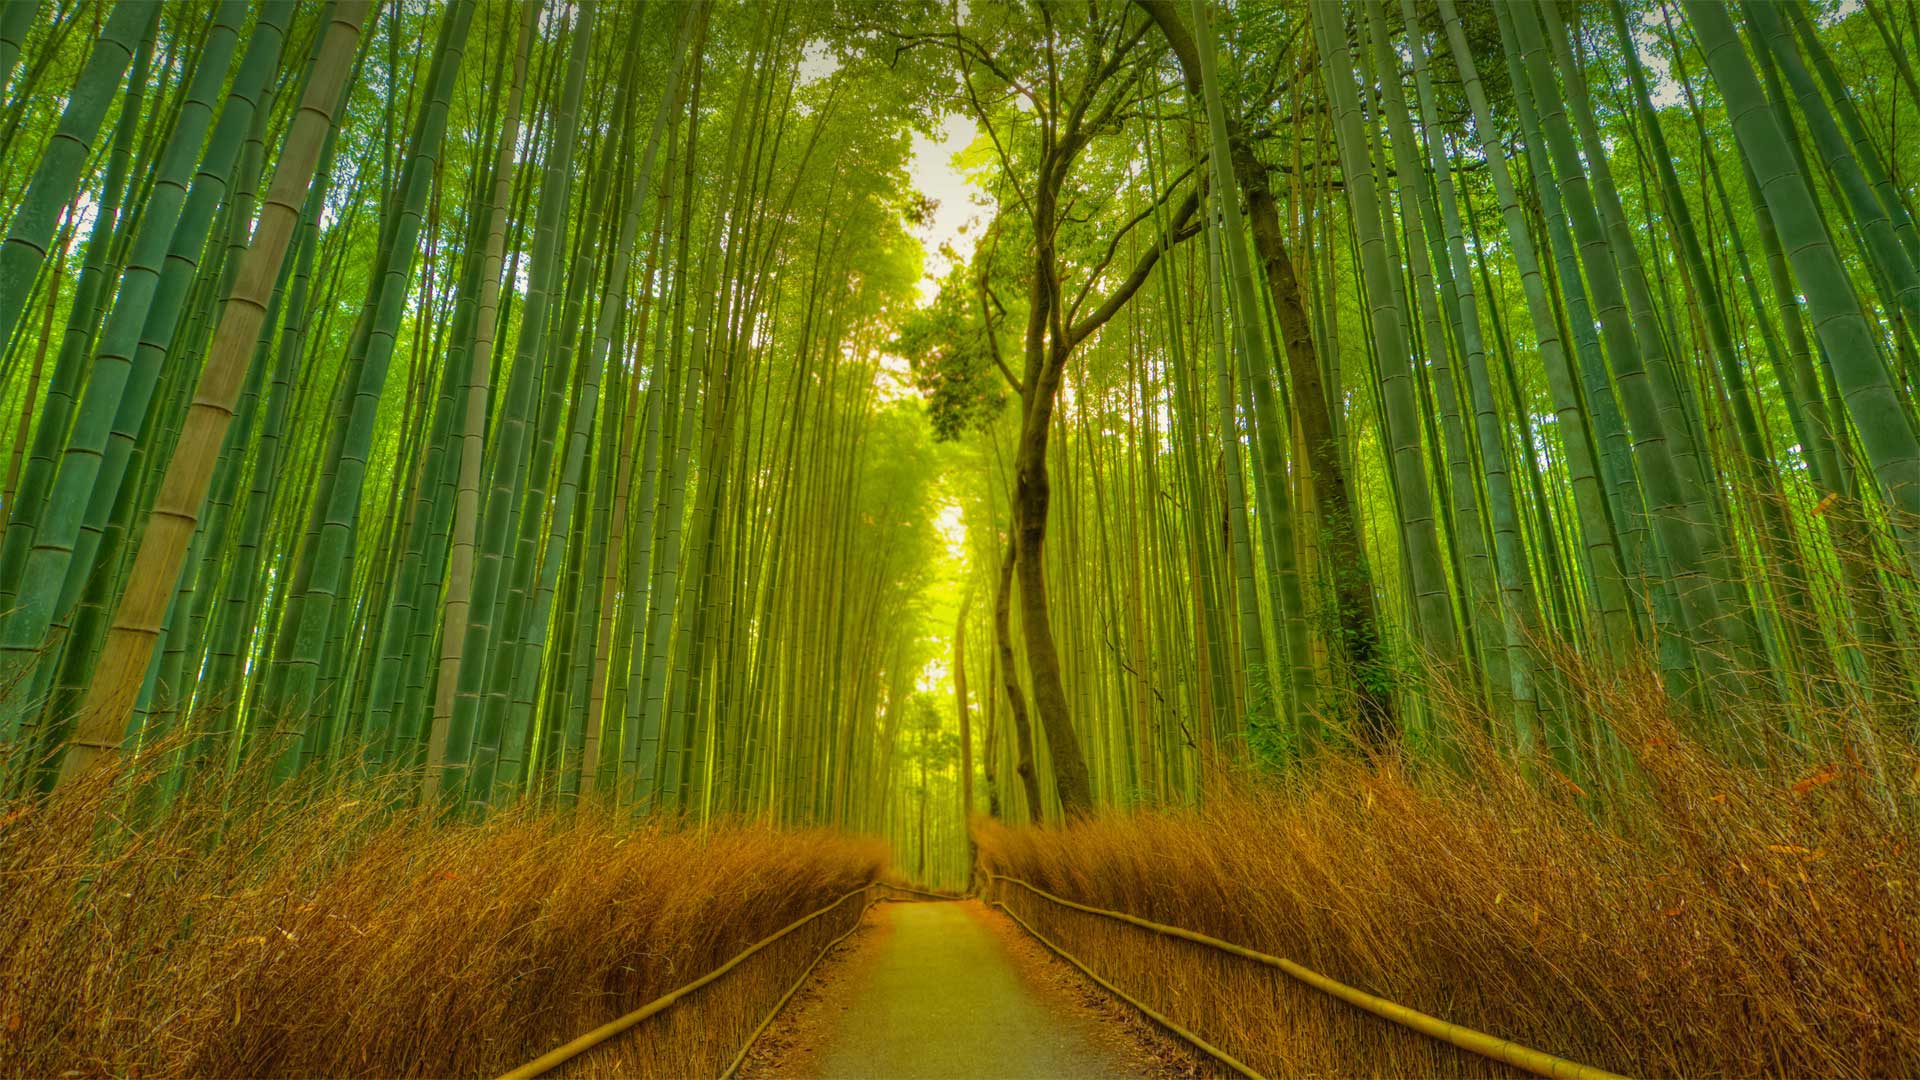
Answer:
[2, 0, 1918, 1075]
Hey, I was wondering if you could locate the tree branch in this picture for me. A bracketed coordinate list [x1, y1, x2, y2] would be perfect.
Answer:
[1068, 157, 1199, 321]
[1068, 188, 1201, 346]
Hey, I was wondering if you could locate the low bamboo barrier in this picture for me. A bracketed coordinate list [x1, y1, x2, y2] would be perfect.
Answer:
[987, 872, 1626, 1080]
[500, 871, 1626, 1080]
[495, 883, 876, 1080]
[872, 881, 968, 901]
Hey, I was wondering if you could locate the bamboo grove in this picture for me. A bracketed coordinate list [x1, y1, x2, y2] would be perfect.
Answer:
[0, 0, 1917, 855]
[0, 0, 950, 833]
[910, 0, 1920, 826]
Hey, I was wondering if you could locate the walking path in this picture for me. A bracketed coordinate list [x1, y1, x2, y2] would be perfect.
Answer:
[748, 900, 1150, 1079]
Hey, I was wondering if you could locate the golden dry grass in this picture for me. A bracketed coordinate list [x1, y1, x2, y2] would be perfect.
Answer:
[978, 662, 1920, 1078]
[0, 757, 883, 1078]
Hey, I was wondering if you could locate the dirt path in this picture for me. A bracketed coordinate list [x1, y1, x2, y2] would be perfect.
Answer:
[742, 899, 1181, 1079]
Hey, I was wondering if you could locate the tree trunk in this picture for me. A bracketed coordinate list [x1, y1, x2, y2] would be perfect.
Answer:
[993, 532, 1044, 820]
[1139, 0, 1396, 745]
[954, 586, 974, 887]
[1014, 331, 1097, 820]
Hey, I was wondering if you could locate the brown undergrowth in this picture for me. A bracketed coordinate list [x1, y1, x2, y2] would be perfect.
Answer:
[0, 756, 883, 1078]
[977, 663, 1920, 1078]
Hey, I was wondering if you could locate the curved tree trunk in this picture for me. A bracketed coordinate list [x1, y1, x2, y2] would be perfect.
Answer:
[1013, 350, 1096, 819]
[993, 532, 1044, 820]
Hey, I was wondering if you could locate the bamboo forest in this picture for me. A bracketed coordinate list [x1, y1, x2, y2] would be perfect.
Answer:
[2, 0, 1918, 1075]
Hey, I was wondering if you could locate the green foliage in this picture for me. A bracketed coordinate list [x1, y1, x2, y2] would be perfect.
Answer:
[894, 257, 1006, 441]
[1240, 662, 1295, 769]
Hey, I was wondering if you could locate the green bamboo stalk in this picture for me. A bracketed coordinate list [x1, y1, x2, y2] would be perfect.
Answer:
[1312, 0, 1458, 683]
[0, 0, 153, 362]
[0, 1, 247, 737]
[45, 1, 293, 721]
[1505, 0, 1759, 693]
[1405, 0, 1541, 747]
[1686, 0, 1920, 572]
[274, 0, 473, 779]
[491, 8, 688, 804]
[415, 0, 539, 789]
[58, 0, 377, 785]
[1437, 0, 1634, 663]
[0, 3, 155, 639]
[439, 0, 594, 798]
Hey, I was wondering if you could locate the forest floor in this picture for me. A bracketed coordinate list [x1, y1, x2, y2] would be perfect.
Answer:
[738, 899, 1202, 1079]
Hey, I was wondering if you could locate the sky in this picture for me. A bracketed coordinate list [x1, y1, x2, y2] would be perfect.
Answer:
[906, 113, 984, 305]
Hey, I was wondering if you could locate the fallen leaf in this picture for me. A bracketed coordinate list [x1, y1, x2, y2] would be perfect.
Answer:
[1793, 768, 1840, 795]
[1547, 766, 1586, 798]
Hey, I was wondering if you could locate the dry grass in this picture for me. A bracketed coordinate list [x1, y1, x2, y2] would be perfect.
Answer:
[978, 661, 1920, 1078]
[0, 755, 884, 1078]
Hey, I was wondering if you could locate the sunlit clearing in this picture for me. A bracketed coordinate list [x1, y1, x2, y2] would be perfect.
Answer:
[872, 348, 916, 403]
[917, 655, 949, 695]
[935, 500, 967, 564]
